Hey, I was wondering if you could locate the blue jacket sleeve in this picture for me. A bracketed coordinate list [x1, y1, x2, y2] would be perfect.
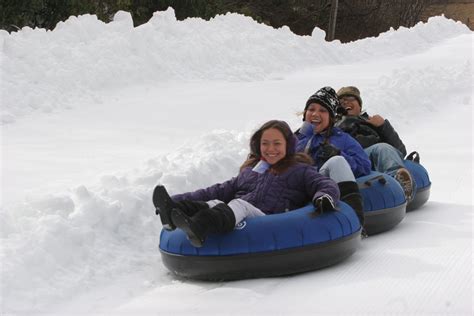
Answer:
[339, 133, 372, 177]
[172, 176, 239, 203]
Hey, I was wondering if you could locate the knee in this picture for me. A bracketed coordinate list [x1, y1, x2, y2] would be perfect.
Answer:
[369, 142, 396, 154]
[326, 155, 350, 169]
[322, 156, 355, 182]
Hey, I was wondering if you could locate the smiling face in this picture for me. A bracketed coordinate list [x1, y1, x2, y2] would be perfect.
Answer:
[260, 128, 287, 165]
[304, 103, 331, 133]
[339, 96, 362, 116]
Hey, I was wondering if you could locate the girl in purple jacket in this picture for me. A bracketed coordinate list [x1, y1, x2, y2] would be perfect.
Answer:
[153, 120, 339, 247]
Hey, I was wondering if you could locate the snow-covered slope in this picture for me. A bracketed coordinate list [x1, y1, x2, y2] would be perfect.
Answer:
[1, 9, 472, 315]
[1, 9, 470, 125]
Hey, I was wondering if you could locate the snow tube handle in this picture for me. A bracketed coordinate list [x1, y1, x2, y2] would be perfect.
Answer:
[406, 151, 420, 163]
[358, 174, 387, 189]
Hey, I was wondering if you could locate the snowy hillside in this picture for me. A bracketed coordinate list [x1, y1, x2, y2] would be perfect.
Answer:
[1, 8, 473, 315]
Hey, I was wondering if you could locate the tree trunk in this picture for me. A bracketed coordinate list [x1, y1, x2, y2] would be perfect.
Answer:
[327, 0, 338, 41]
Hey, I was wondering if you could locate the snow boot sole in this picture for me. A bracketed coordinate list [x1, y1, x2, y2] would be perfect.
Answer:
[152, 185, 177, 231]
[171, 209, 205, 248]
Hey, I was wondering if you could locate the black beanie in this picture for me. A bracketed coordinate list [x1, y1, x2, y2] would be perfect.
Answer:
[303, 87, 340, 120]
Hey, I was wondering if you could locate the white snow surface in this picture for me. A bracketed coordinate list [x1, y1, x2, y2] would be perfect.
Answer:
[1, 8, 473, 315]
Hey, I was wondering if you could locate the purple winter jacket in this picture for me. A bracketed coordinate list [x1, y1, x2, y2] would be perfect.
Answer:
[172, 162, 339, 214]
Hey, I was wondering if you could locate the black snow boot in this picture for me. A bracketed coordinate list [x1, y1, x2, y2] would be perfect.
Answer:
[338, 181, 365, 229]
[175, 200, 209, 216]
[171, 203, 236, 247]
[152, 185, 208, 231]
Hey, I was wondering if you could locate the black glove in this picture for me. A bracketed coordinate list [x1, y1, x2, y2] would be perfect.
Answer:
[348, 123, 360, 137]
[355, 134, 379, 149]
[336, 105, 348, 116]
[316, 143, 341, 165]
[313, 194, 337, 215]
[334, 116, 360, 136]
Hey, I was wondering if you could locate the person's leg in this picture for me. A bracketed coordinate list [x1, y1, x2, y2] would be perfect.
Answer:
[320, 156, 365, 229]
[171, 198, 266, 247]
[365, 143, 414, 202]
[206, 198, 266, 225]
[176, 200, 210, 215]
[227, 199, 266, 225]
[365, 143, 404, 175]
[319, 156, 355, 182]
[153, 185, 180, 231]
[153, 185, 208, 231]
[171, 202, 236, 247]
[394, 168, 415, 202]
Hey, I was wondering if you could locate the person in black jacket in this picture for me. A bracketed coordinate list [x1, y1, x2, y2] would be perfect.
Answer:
[335, 86, 414, 202]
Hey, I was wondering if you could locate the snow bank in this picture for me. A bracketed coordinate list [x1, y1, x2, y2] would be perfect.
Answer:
[1, 130, 249, 312]
[0, 9, 470, 124]
[360, 62, 472, 129]
[3, 54, 472, 310]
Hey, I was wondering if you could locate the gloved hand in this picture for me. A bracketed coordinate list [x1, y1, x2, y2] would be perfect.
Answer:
[355, 134, 379, 148]
[313, 194, 337, 215]
[334, 116, 360, 136]
[348, 122, 360, 137]
[316, 143, 341, 165]
[336, 105, 348, 117]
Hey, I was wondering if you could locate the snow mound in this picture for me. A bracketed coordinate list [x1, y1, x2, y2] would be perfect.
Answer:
[0, 9, 470, 124]
[1, 130, 248, 313]
[362, 61, 472, 128]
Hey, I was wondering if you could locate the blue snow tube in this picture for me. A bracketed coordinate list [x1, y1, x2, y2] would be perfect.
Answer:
[356, 152, 431, 234]
[159, 202, 361, 281]
[356, 171, 406, 235]
[404, 158, 431, 211]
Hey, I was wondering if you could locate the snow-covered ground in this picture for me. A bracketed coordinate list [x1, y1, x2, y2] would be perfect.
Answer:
[1, 9, 473, 315]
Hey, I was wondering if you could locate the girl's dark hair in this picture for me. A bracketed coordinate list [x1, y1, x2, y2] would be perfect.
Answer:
[240, 120, 313, 173]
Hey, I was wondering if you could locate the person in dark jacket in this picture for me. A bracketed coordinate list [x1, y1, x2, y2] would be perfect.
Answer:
[295, 86, 371, 229]
[335, 86, 414, 202]
[152, 120, 340, 247]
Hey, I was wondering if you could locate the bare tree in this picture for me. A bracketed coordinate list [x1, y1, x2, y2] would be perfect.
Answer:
[327, 0, 339, 40]
[400, 0, 426, 27]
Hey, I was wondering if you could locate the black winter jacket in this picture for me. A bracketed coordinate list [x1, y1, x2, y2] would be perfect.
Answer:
[335, 112, 407, 157]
